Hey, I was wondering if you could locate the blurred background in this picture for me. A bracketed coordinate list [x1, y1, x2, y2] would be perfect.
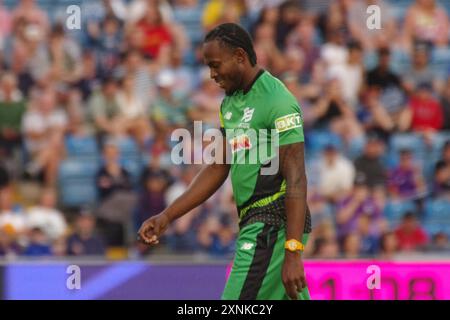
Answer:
[0, 0, 449, 299]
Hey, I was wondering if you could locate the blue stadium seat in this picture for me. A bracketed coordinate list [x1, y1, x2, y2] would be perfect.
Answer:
[304, 130, 343, 157]
[429, 131, 450, 159]
[389, 133, 425, 156]
[59, 178, 98, 207]
[120, 157, 143, 185]
[65, 135, 100, 159]
[117, 137, 140, 157]
[58, 159, 100, 180]
[424, 199, 450, 220]
[384, 200, 417, 222]
[423, 220, 450, 237]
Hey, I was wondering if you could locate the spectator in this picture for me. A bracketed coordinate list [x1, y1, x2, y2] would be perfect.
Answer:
[355, 213, 381, 256]
[311, 78, 364, 146]
[87, 15, 123, 73]
[253, 22, 286, 76]
[26, 188, 67, 241]
[366, 47, 403, 93]
[135, 167, 171, 229]
[95, 139, 136, 246]
[341, 232, 361, 259]
[116, 74, 153, 147]
[11, 0, 49, 37]
[0, 72, 26, 157]
[0, 0, 12, 50]
[198, 214, 235, 257]
[45, 23, 83, 84]
[190, 68, 224, 129]
[403, 0, 449, 51]
[354, 133, 387, 188]
[114, 50, 156, 107]
[308, 191, 334, 229]
[327, 41, 364, 108]
[88, 76, 123, 140]
[164, 46, 195, 98]
[151, 69, 193, 131]
[310, 219, 339, 259]
[402, 44, 443, 95]
[394, 212, 428, 252]
[284, 16, 321, 79]
[67, 213, 106, 256]
[425, 232, 450, 252]
[0, 186, 26, 237]
[364, 47, 406, 135]
[202, 0, 245, 32]
[73, 51, 102, 102]
[398, 82, 444, 134]
[320, 28, 348, 72]
[0, 228, 21, 257]
[379, 231, 399, 259]
[312, 237, 340, 259]
[0, 163, 9, 189]
[433, 141, 450, 197]
[388, 149, 426, 200]
[132, 2, 172, 60]
[317, 144, 355, 202]
[275, 0, 304, 50]
[336, 178, 384, 241]
[22, 87, 67, 186]
[23, 227, 52, 256]
[440, 77, 450, 130]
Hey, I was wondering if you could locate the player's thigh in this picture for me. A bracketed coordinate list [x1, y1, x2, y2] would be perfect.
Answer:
[222, 222, 271, 300]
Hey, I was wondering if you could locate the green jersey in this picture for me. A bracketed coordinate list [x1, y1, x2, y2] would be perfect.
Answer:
[219, 70, 306, 222]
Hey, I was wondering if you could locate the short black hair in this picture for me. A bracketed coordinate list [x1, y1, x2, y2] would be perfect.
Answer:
[204, 23, 257, 66]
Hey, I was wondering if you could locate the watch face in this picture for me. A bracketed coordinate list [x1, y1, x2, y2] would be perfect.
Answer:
[288, 242, 297, 250]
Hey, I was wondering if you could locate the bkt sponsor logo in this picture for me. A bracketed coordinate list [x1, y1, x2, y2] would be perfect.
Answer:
[275, 113, 302, 133]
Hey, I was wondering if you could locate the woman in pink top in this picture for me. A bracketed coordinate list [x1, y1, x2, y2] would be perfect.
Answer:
[403, 0, 449, 50]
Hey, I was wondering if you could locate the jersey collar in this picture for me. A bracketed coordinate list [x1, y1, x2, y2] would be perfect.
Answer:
[242, 69, 265, 95]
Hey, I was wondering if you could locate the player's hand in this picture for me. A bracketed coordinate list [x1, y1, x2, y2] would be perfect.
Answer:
[137, 212, 171, 245]
[282, 251, 307, 300]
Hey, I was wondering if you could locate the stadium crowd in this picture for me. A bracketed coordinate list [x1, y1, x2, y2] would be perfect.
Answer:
[0, 0, 450, 260]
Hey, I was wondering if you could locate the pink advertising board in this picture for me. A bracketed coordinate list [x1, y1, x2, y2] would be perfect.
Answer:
[304, 261, 450, 300]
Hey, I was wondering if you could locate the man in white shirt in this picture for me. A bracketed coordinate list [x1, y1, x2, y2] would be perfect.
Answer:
[317, 144, 356, 202]
[26, 188, 67, 241]
[21, 88, 67, 185]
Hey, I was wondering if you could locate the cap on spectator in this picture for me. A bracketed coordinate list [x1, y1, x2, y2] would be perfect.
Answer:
[157, 70, 175, 87]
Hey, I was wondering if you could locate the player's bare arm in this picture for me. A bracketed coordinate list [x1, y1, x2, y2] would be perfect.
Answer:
[279, 141, 308, 300]
[138, 138, 230, 245]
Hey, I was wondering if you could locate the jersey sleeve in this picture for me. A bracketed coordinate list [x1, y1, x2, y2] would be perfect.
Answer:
[267, 91, 304, 146]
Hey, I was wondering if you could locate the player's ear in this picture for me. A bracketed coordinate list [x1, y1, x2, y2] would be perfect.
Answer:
[234, 47, 246, 64]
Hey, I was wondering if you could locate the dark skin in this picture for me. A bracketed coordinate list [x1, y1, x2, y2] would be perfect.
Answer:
[138, 39, 308, 299]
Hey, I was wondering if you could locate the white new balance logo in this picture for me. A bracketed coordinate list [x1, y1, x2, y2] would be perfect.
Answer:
[242, 108, 254, 123]
[240, 242, 254, 250]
